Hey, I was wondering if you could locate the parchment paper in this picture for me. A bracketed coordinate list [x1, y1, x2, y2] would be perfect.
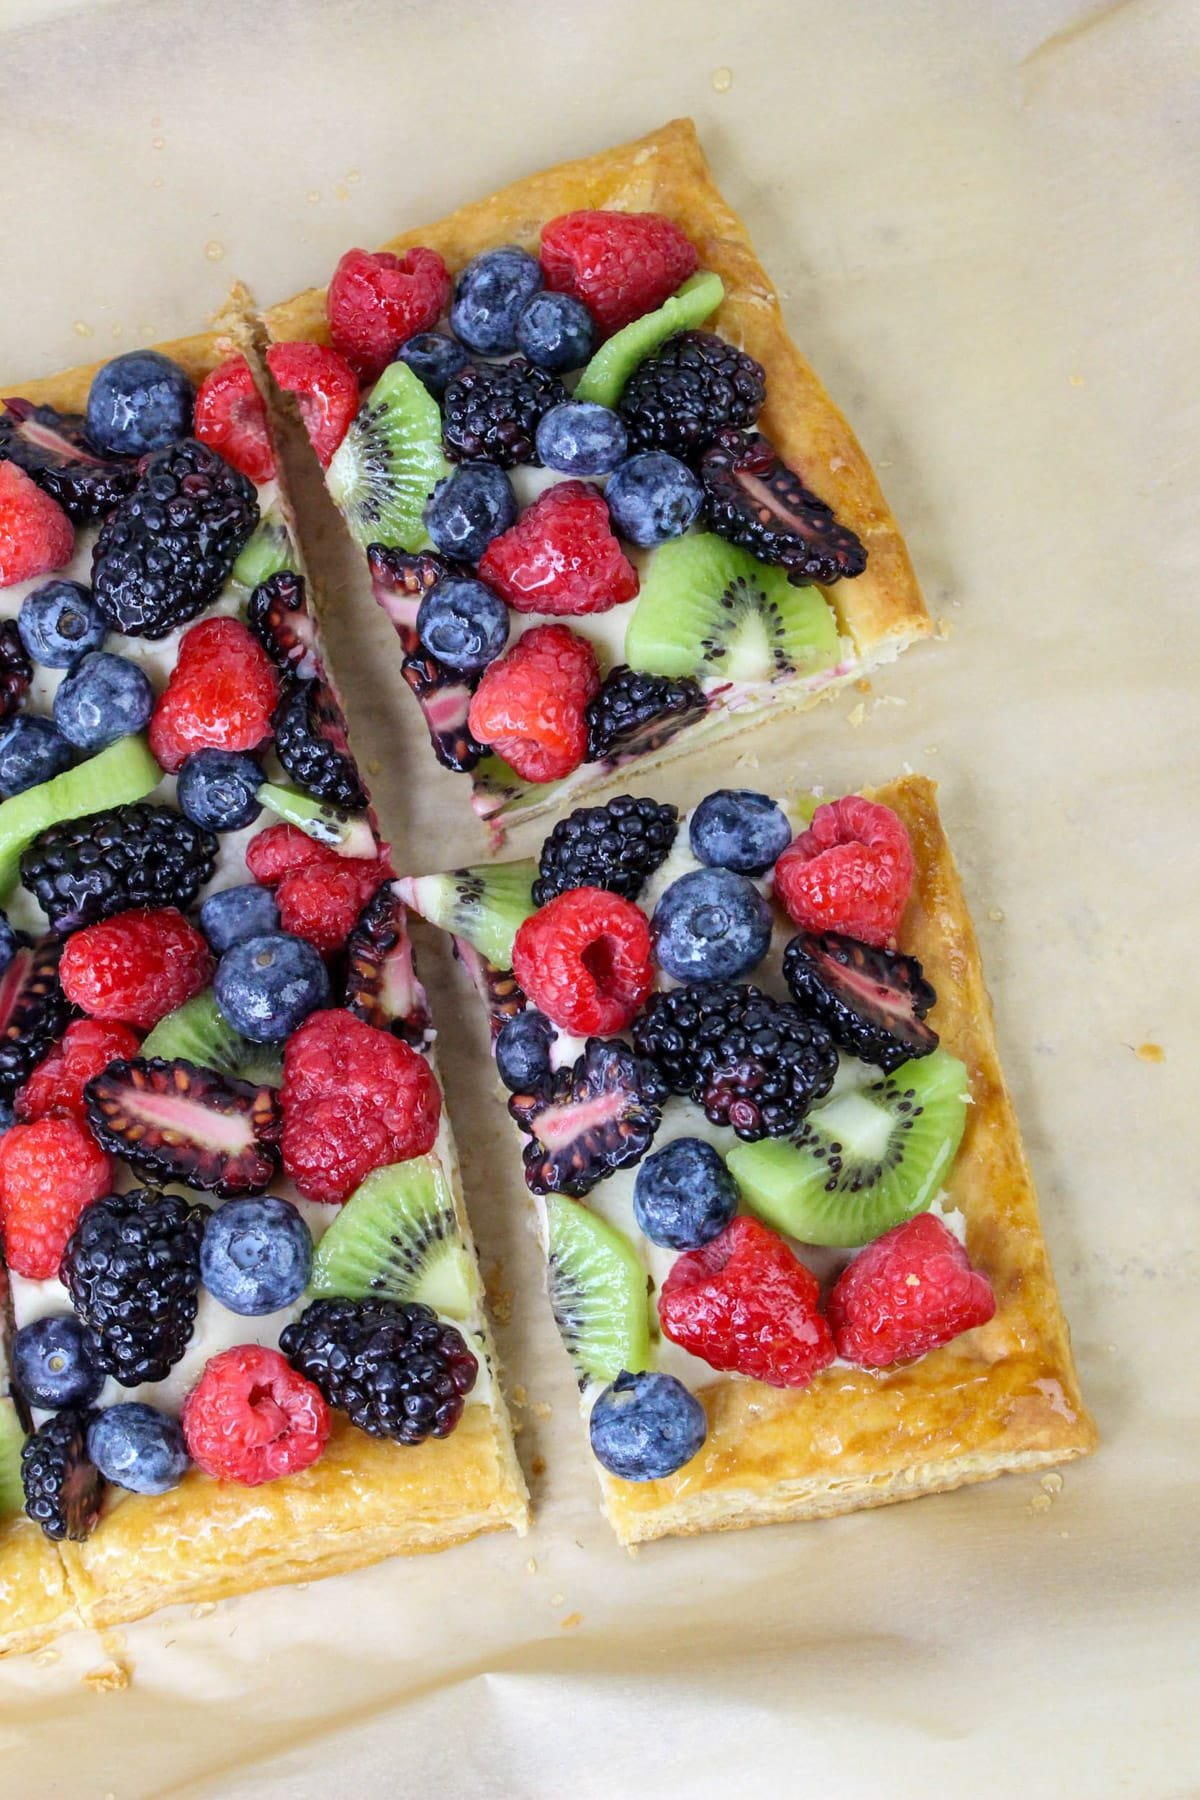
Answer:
[1, 2, 1197, 1795]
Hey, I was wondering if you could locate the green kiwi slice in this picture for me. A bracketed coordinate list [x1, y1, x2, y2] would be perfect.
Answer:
[310, 1155, 475, 1319]
[0, 734, 162, 900]
[727, 1050, 970, 1247]
[396, 859, 536, 970]
[141, 988, 283, 1087]
[545, 1197, 651, 1387]
[624, 533, 842, 684]
[325, 360, 449, 552]
[573, 270, 726, 407]
[0, 1397, 27, 1521]
[256, 781, 377, 859]
[231, 509, 294, 589]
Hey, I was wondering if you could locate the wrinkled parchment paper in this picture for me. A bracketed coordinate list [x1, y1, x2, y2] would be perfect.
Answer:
[1, 1, 1197, 1794]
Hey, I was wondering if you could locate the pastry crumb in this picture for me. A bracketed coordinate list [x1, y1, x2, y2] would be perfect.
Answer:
[550, 1592, 565, 1607]
[151, 136, 165, 150]
[711, 66, 734, 92]
[1041, 1472, 1064, 1495]
[934, 617, 952, 641]
[988, 907, 1005, 922]
[526, 1557, 538, 1575]
[32, 1646, 60, 1667]
[191, 1602, 216, 1619]
[531, 1454, 547, 1478]
[530, 1401, 552, 1420]
[560, 1612, 583, 1631]
[855, 677, 872, 694]
[847, 703, 867, 727]
[734, 752, 760, 769]
[72, 321, 94, 339]
[204, 242, 225, 263]
[83, 1662, 129, 1693]
[511, 1384, 527, 1408]
[923, 743, 940, 756]
[367, 758, 382, 776]
[1135, 1042, 1164, 1063]
[1069, 373, 1085, 387]
[485, 1261, 513, 1324]
[1029, 1492, 1052, 1514]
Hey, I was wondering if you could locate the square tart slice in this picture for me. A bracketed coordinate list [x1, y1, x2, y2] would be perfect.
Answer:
[398, 775, 1096, 1545]
[263, 118, 929, 835]
[0, 329, 526, 1653]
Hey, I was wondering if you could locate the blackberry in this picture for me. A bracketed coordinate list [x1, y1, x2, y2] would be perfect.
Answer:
[441, 358, 567, 468]
[618, 331, 765, 461]
[700, 429, 867, 586]
[0, 398, 137, 523]
[0, 936, 71, 1100]
[20, 1407, 105, 1542]
[20, 804, 218, 936]
[401, 649, 486, 773]
[533, 795, 679, 907]
[92, 438, 259, 638]
[272, 678, 367, 810]
[281, 1296, 477, 1445]
[61, 1188, 206, 1387]
[247, 569, 320, 680]
[508, 1037, 666, 1196]
[783, 930, 939, 1073]
[632, 983, 837, 1141]
[584, 665, 706, 763]
[0, 621, 32, 726]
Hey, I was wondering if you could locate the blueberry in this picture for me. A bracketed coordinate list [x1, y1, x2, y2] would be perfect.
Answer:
[87, 1404, 188, 1495]
[495, 1009, 557, 1093]
[588, 1370, 707, 1481]
[53, 651, 153, 751]
[689, 789, 793, 876]
[450, 247, 543, 356]
[0, 715, 73, 797]
[535, 402, 627, 477]
[651, 867, 772, 982]
[515, 291, 595, 373]
[17, 580, 107, 669]
[0, 1099, 13, 1135]
[396, 332, 471, 400]
[13, 1314, 105, 1410]
[0, 911, 20, 977]
[416, 575, 509, 674]
[604, 451, 704, 548]
[200, 1194, 313, 1316]
[214, 930, 330, 1042]
[633, 1137, 740, 1250]
[85, 349, 194, 456]
[177, 750, 263, 832]
[423, 463, 517, 562]
[199, 882, 280, 953]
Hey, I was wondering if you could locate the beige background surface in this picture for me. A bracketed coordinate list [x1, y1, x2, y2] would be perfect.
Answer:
[1, 1, 1197, 1795]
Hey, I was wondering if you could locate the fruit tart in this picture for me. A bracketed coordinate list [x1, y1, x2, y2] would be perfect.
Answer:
[0, 329, 525, 1657]
[398, 777, 1096, 1543]
[263, 119, 929, 833]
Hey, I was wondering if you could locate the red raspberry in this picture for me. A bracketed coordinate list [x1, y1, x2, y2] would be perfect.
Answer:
[182, 1344, 330, 1486]
[0, 1117, 112, 1280]
[327, 246, 451, 384]
[468, 623, 599, 783]
[266, 341, 359, 467]
[193, 356, 276, 484]
[245, 822, 341, 886]
[0, 462, 74, 588]
[540, 209, 698, 337]
[658, 1215, 835, 1388]
[281, 1009, 442, 1203]
[828, 1213, 996, 1368]
[149, 615, 280, 773]
[511, 887, 654, 1036]
[16, 1019, 141, 1125]
[60, 908, 213, 1029]
[774, 796, 915, 948]
[478, 480, 638, 617]
[276, 857, 390, 955]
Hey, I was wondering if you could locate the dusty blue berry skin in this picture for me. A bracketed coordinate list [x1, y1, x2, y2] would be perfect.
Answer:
[450, 247, 543, 355]
[0, 911, 17, 976]
[52, 651, 153, 750]
[651, 867, 772, 983]
[494, 1009, 557, 1093]
[604, 451, 704, 547]
[535, 402, 628, 477]
[0, 715, 73, 796]
[416, 575, 510, 674]
[423, 463, 517, 562]
[588, 1370, 707, 1481]
[17, 580, 107, 669]
[88, 1404, 189, 1495]
[396, 333, 470, 401]
[200, 1195, 313, 1316]
[177, 750, 263, 832]
[199, 883, 280, 954]
[85, 350, 195, 456]
[214, 931, 330, 1043]
[633, 1137, 740, 1250]
[0, 1099, 13, 1134]
[515, 291, 595, 373]
[689, 789, 793, 877]
[12, 1315, 105, 1410]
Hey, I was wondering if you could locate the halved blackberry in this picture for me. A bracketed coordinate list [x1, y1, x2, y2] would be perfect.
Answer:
[584, 665, 707, 764]
[0, 935, 71, 1100]
[633, 982, 837, 1141]
[272, 677, 367, 810]
[92, 438, 259, 638]
[0, 398, 137, 523]
[247, 569, 321, 679]
[84, 1059, 281, 1196]
[366, 543, 452, 654]
[61, 1188, 205, 1386]
[532, 795, 679, 907]
[0, 622, 32, 726]
[442, 359, 567, 467]
[20, 1407, 105, 1541]
[700, 429, 867, 586]
[783, 930, 939, 1073]
[400, 648, 486, 773]
[452, 938, 527, 1038]
[281, 1296, 477, 1445]
[21, 804, 217, 936]
[344, 885, 433, 1048]
[619, 330, 766, 461]
[508, 1037, 666, 1196]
